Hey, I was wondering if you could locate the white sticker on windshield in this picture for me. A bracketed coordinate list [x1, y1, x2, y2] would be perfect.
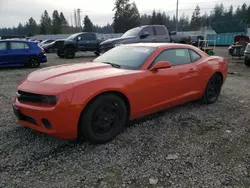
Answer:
[132, 48, 150, 53]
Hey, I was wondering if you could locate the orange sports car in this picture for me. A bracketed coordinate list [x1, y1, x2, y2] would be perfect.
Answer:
[13, 43, 228, 144]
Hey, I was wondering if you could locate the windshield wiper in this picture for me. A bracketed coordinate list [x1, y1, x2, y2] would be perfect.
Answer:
[102, 62, 121, 68]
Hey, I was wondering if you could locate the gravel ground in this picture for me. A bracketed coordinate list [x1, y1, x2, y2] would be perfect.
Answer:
[1, 49, 250, 187]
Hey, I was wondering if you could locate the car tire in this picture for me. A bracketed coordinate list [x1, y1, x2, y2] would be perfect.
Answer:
[78, 94, 127, 144]
[57, 51, 64, 58]
[244, 57, 250, 67]
[64, 48, 75, 59]
[48, 48, 54, 53]
[94, 51, 100, 56]
[27, 57, 40, 68]
[201, 73, 222, 104]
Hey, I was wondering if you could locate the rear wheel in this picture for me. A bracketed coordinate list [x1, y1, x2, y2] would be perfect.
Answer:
[78, 94, 127, 144]
[201, 73, 222, 104]
[48, 48, 54, 53]
[64, 48, 75, 59]
[27, 57, 40, 68]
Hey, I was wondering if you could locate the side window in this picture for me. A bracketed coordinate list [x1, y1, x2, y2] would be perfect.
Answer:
[189, 49, 201, 62]
[152, 48, 191, 66]
[10, 42, 29, 50]
[0, 42, 7, 50]
[82, 33, 96, 40]
[141, 27, 154, 36]
[155, 26, 166, 36]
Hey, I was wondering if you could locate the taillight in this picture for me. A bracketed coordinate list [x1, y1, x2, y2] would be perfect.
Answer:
[40, 48, 45, 53]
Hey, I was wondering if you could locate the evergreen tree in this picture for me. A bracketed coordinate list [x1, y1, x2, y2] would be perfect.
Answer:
[83, 15, 93, 32]
[27, 17, 38, 36]
[40, 10, 52, 34]
[52, 10, 61, 34]
[190, 5, 201, 30]
[113, 0, 140, 33]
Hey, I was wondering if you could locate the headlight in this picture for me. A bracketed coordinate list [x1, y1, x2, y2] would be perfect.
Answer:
[42, 95, 58, 105]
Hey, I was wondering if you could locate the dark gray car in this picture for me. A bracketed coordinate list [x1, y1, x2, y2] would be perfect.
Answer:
[244, 43, 250, 67]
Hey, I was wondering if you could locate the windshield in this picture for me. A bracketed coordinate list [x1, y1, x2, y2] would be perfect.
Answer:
[122, 27, 141, 38]
[66, 33, 79, 40]
[93, 46, 156, 70]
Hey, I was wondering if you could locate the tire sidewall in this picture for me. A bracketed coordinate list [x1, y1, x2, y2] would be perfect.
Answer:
[64, 48, 75, 59]
[79, 94, 127, 144]
[203, 74, 222, 104]
[28, 57, 40, 68]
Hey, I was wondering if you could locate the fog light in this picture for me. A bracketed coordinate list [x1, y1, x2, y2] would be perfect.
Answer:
[41, 118, 52, 129]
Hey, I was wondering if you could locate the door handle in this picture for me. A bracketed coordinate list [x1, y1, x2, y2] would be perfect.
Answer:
[188, 68, 196, 73]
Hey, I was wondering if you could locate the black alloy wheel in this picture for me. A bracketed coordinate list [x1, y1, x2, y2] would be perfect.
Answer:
[28, 57, 40, 68]
[202, 73, 222, 104]
[78, 94, 127, 144]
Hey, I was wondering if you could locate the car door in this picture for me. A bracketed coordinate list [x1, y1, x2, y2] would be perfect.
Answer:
[9, 42, 30, 66]
[0, 41, 9, 66]
[154, 26, 170, 42]
[150, 48, 200, 103]
[139, 27, 155, 42]
[77, 33, 97, 51]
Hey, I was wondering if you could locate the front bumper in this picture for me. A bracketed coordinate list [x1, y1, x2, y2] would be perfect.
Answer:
[12, 92, 82, 140]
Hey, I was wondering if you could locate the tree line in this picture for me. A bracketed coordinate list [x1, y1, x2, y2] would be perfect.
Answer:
[0, 0, 250, 36]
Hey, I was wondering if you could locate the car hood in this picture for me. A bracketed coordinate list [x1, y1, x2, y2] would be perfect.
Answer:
[25, 62, 139, 86]
[100, 36, 136, 45]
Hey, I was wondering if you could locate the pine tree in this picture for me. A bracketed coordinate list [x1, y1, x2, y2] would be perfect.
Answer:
[113, 0, 140, 33]
[52, 10, 61, 34]
[190, 5, 201, 30]
[83, 15, 93, 32]
[27, 17, 38, 36]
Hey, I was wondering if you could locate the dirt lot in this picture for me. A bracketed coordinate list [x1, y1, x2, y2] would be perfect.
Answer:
[1, 48, 250, 187]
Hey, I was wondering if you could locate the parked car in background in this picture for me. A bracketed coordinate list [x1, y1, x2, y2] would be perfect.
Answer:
[39, 39, 55, 47]
[99, 25, 191, 53]
[244, 43, 250, 67]
[56, 32, 102, 59]
[13, 43, 228, 144]
[42, 41, 57, 53]
[0, 39, 47, 68]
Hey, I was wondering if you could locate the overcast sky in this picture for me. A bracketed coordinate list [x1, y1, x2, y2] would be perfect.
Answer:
[0, 0, 248, 28]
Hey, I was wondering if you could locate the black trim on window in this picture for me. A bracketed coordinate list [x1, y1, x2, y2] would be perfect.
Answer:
[188, 49, 202, 62]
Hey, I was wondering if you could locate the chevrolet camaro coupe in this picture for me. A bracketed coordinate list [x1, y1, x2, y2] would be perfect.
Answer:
[13, 43, 228, 144]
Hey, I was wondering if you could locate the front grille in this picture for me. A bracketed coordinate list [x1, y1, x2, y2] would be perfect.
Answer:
[17, 90, 58, 105]
[17, 90, 45, 104]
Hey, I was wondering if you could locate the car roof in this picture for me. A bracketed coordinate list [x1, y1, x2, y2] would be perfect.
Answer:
[123, 43, 193, 48]
[0, 39, 34, 43]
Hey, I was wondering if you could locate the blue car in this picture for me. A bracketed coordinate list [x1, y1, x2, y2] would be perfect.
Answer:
[0, 39, 47, 68]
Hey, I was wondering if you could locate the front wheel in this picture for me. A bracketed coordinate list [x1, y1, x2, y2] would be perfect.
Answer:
[201, 73, 222, 104]
[78, 94, 127, 144]
[64, 48, 75, 59]
[57, 51, 64, 58]
[94, 51, 100, 56]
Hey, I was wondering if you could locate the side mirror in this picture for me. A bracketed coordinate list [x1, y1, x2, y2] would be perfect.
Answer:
[140, 31, 150, 39]
[149, 61, 171, 71]
[77, 36, 81, 41]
